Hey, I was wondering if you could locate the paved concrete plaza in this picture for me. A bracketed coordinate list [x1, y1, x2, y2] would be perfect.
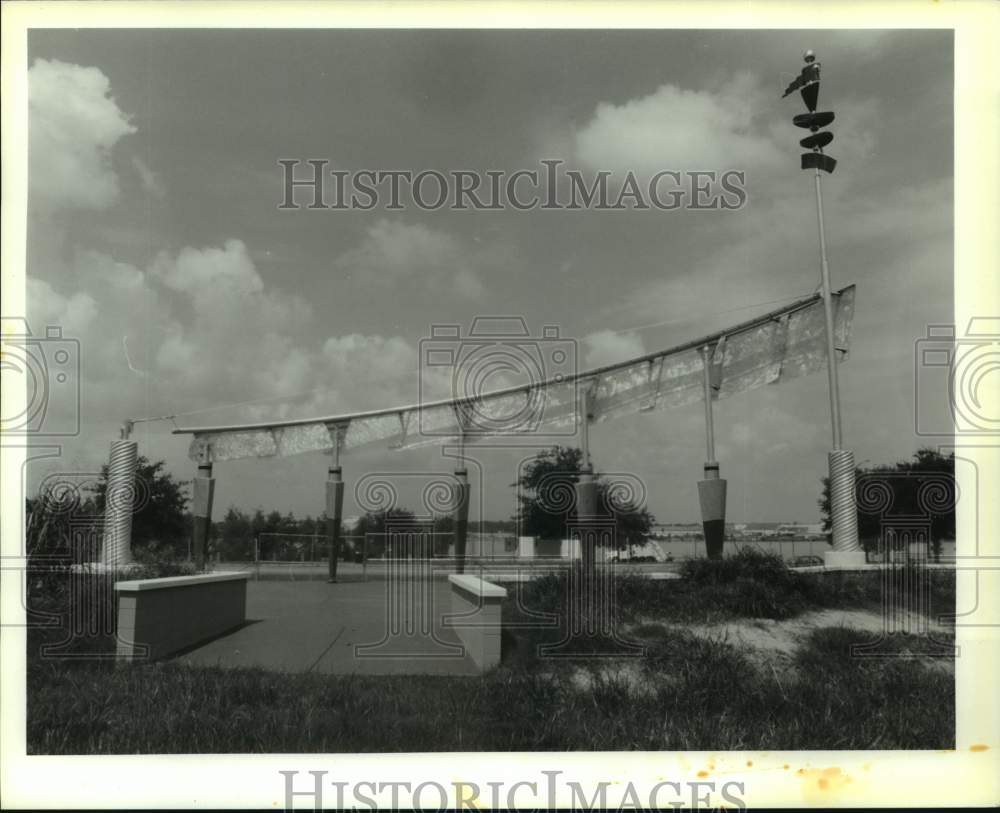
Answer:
[176, 578, 479, 675]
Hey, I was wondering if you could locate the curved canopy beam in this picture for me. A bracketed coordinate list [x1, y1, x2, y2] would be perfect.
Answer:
[173, 286, 855, 463]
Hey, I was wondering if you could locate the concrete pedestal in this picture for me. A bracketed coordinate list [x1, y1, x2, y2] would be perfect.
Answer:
[115, 572, 249, 662]
[448, 575, 507, 671]
[697, 472, 727, 560]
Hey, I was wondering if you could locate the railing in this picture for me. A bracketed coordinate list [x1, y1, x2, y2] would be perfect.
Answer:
[215, 532, 521, 581]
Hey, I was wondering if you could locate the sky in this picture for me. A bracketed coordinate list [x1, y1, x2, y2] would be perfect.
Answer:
[22, 28, 954, 525]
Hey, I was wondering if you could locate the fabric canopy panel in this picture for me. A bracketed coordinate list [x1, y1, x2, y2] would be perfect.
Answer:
[176, 286, 855, 463]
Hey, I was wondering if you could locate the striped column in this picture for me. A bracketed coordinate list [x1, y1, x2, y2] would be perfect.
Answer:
[824, 448, 865, 567]
[99, 439, 138, 569]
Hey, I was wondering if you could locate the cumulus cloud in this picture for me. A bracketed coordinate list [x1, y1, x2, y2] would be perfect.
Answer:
[151, 239, 264, 297]
[25, 58, 423, 431]
[28, 59, 136, 212]
[29, 238, 423, 430]
[574, 73, 784, 177]
[131, 156, 166, 198]
[334, 219, 486, 297]
[583, 329, 646, 369]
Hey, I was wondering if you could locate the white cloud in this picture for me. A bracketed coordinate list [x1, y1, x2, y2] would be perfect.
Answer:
[26, 277, 99, 338]
[30, 238, 425, 430]
[155, 327, 208, 381]
[28, 59, 136, 212]
[574, 73, 784, 176]
[583, 329, 646, 369]
[334, 219, 485, 297]
[131, 156, 166, 198]
[151, 239, 263, 297]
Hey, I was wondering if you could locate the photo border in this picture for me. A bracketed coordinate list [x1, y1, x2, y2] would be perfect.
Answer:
[2, 1, 997, 808]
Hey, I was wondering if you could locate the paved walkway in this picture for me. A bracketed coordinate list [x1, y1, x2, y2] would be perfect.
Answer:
[176, 579, 479, 675]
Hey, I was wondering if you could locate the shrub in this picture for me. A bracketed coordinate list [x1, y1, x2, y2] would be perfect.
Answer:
[681, 547, 794, 586]
[132, 541, 198, 578]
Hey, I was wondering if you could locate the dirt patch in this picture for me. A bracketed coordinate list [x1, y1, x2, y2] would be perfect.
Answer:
[568, 661, 650, 695]
[628, 608, 955, 672]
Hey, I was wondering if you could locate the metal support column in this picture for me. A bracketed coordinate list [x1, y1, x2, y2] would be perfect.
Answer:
[697, 342, 727, 560]
[325, 422, 348, 582]
[192, 457, 215, 573]
[452, 424, 471, 574]
[576, 386, 599, 576]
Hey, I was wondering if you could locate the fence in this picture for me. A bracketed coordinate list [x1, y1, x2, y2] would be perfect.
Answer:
[213, 531, 520, 581]
[651, 536, 830, 563]
[219, 532, 942, 578]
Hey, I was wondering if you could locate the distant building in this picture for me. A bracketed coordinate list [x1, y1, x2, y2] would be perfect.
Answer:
[774, 523, 825, 539]
[649, 522, 704, 540]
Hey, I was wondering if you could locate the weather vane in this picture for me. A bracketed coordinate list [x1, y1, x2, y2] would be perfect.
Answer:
[783, 49, 837, 174]
[782, 50, 862, 561]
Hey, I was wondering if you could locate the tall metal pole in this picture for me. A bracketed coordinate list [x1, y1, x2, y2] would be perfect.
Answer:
[784, 49, 861, 565]
[814, 168, 843, 450]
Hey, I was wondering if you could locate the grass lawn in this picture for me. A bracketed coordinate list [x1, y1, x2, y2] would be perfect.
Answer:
[26, 552, 955, 753]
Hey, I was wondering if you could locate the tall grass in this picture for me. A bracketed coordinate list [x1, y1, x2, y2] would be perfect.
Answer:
[510, 550, 955, 624]
[27, 624, 953, 753]
[26, 549, 955, 754]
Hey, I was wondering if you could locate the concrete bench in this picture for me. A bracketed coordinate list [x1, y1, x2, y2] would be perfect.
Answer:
[447, 574, 507, 671]
[115, 572, 250, 662]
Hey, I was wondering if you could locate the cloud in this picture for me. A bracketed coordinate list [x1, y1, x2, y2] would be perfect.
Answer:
[582, 329, 646, 369]
[26, 277, 99, 339]
[131, 156, 166, 198]
[29, 238, 423, 431]
[573, 73, 784, 177]
[616, 171, 950, 333]
[333, 219, 486, 297]
[151, 239, 264, 298]
[28, 59, 136, 212]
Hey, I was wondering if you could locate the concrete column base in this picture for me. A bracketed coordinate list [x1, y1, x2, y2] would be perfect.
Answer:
[824, 550, 868, 569]
[697, 473, 727, 560]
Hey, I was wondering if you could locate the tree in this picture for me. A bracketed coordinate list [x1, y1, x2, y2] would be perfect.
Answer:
[819, 448, 955, 562]
[353, 508, 419, 558]
[514, 446, 655, 555]
[432, 514, 457, 556]
[26, 486, 101, 565]
[217, 506, 253, 561]
[94, 456, 190, 559]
